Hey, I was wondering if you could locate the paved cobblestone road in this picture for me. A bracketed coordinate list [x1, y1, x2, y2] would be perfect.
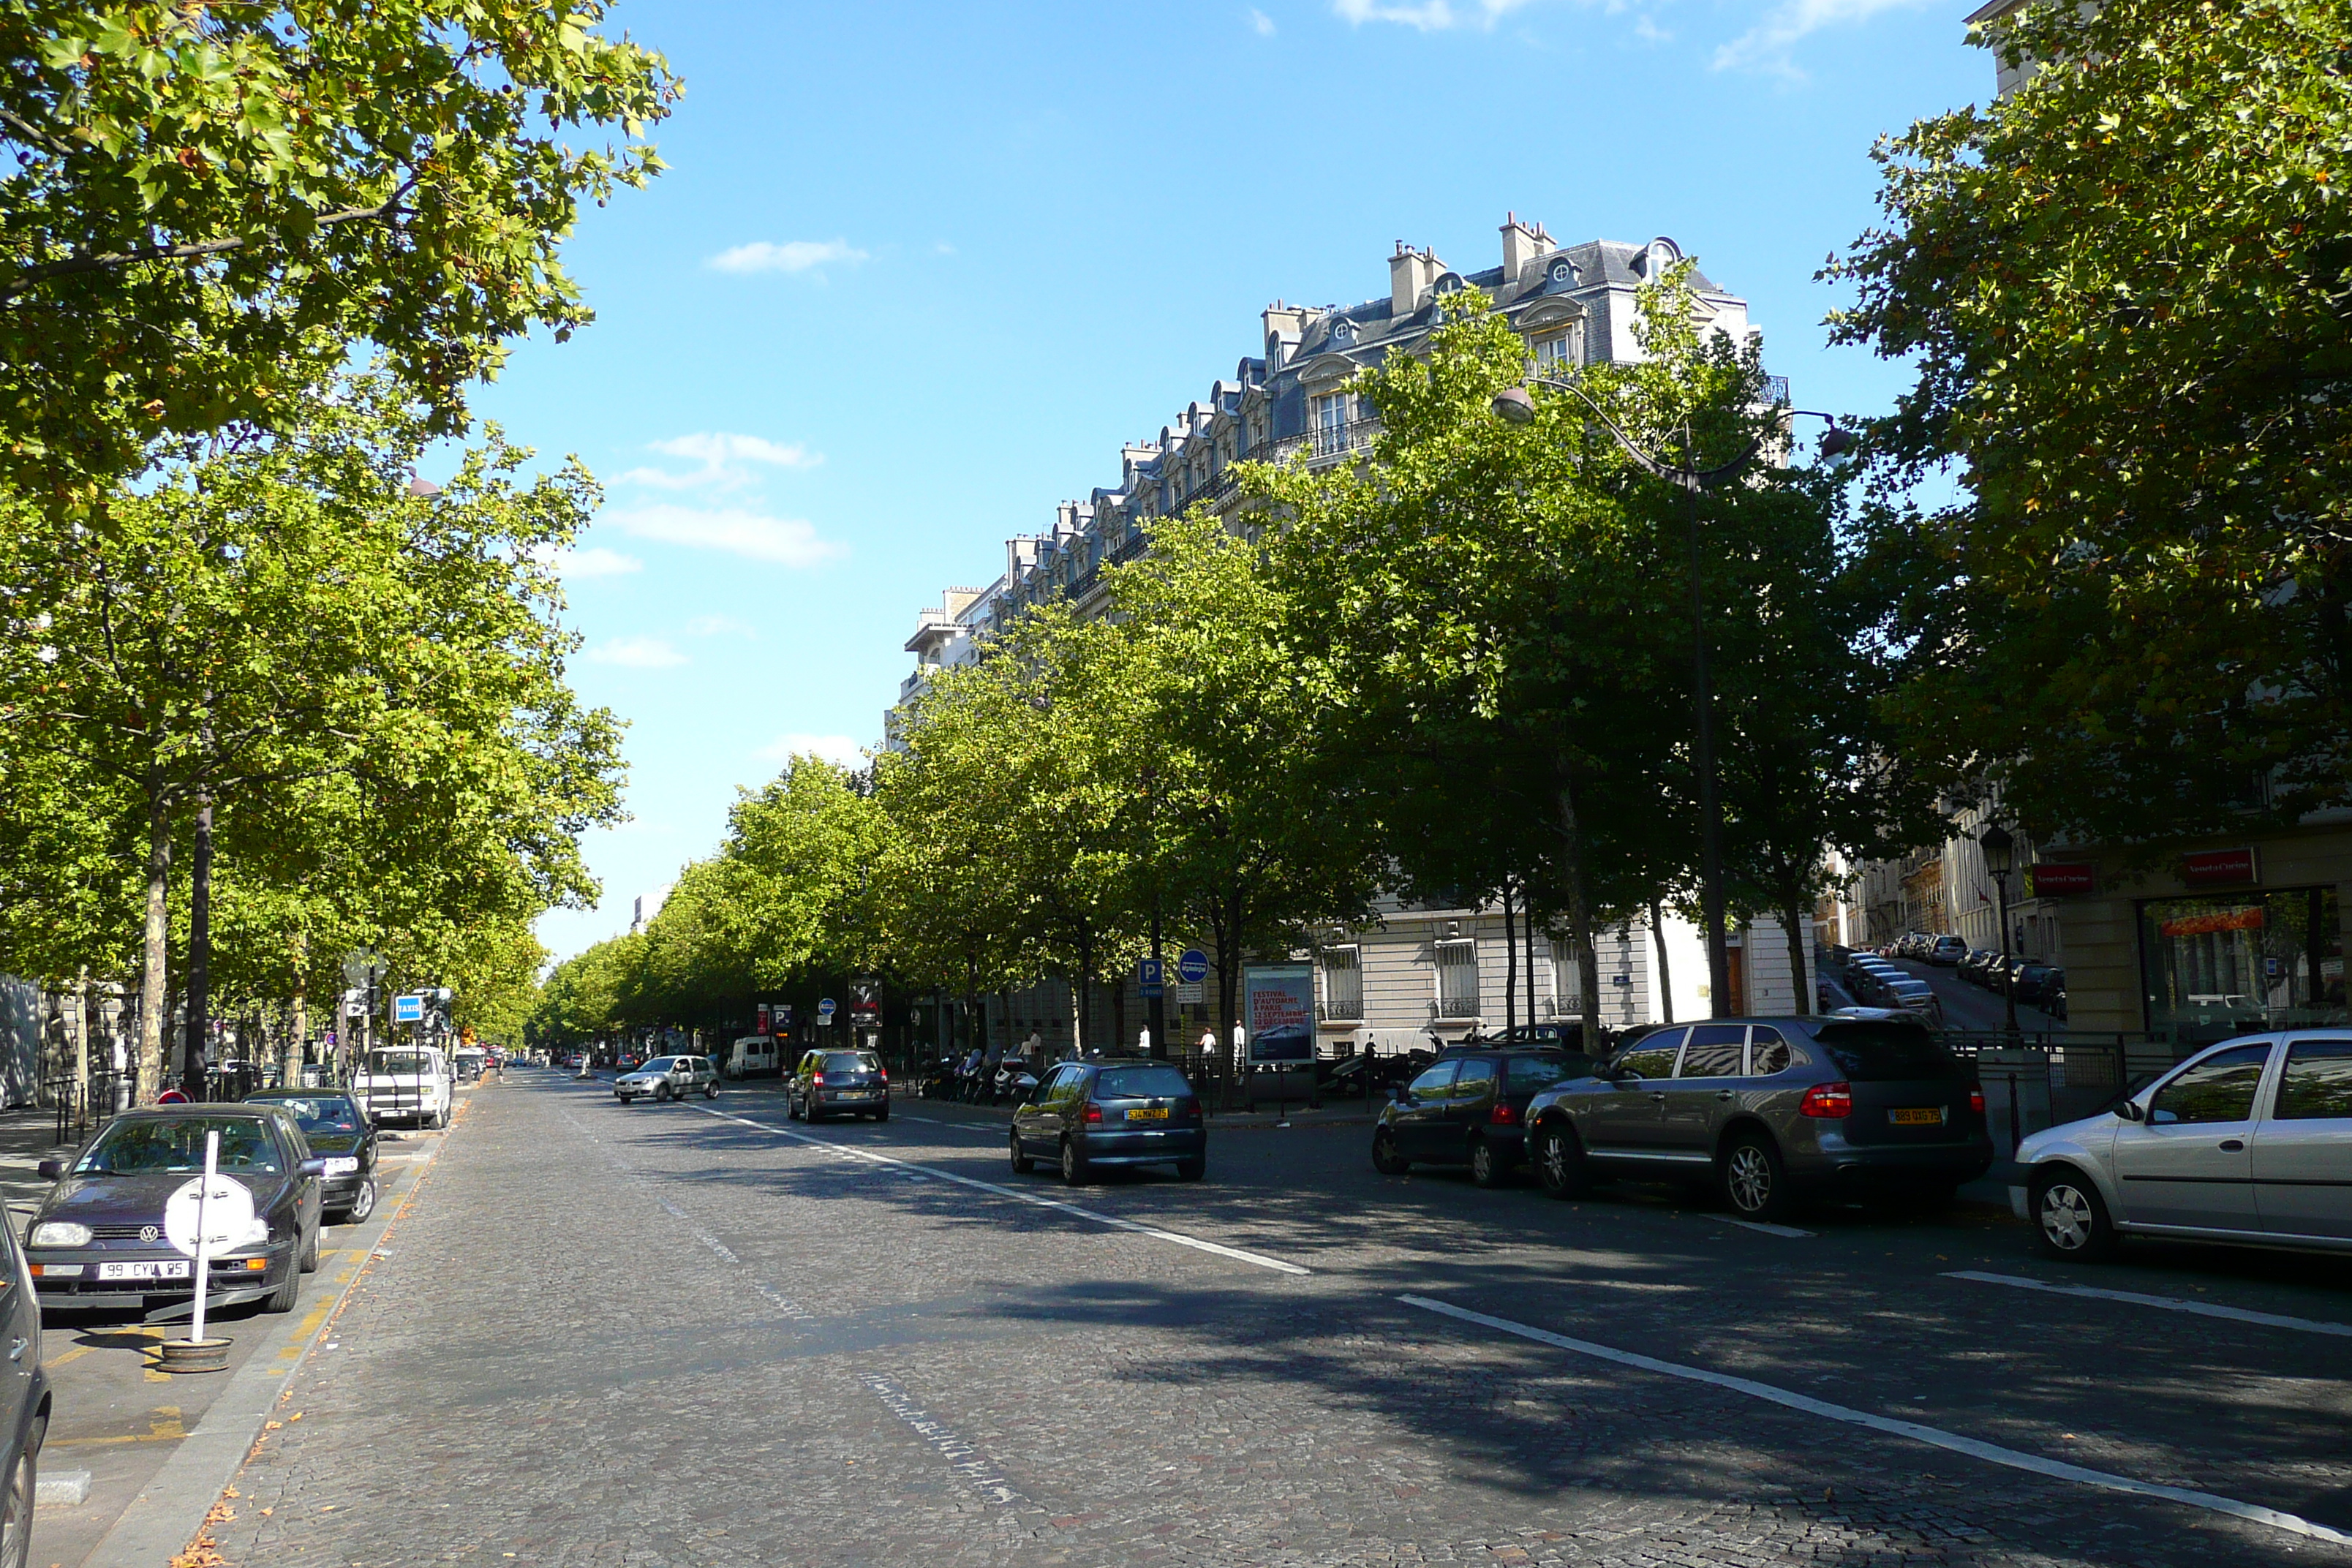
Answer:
[200, 1071, 2352, 1568]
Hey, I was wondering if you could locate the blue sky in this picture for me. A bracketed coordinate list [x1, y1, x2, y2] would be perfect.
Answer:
[483, 0, 1995, 965]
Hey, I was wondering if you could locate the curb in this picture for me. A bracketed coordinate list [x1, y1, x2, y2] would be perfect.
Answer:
[82, 1104, 464, 1567]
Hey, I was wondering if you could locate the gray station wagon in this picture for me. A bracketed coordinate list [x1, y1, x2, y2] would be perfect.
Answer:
[1523, 1017, 1993, 1221]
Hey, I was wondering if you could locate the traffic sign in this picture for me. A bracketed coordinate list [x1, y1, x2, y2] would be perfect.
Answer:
[1138, 958, 1164, 999]
[817, 998, 837, 1025]
[165, 1174, 255, 1259]
[1175, 949, 1210, 984]
[392, 993, 424, 1024]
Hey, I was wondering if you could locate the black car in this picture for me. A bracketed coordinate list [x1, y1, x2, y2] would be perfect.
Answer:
[1011, 1059, 1205, 1183]
[788, 1049, 891, 1123]
[1371, 1047, 1591, 1188]
[244, 1090, 379, 1223]
[0, 1192, 49, 1568]
[2014, 964, 2063, 1003]
[1454, 1021, 1598, 1060]
[27, 1107, 325, 1318]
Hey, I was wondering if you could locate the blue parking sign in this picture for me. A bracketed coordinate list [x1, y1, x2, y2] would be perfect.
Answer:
[1139, 958, 1164, 998]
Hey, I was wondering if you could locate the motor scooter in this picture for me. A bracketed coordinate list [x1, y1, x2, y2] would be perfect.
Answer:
[990, 1062, 1039, 1106]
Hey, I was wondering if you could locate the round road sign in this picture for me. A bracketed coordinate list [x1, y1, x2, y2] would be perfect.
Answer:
[163, 1175, 256, 1259]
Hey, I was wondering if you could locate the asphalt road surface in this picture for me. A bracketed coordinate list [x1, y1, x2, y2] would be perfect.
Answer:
[200, 1070, 2351, 1567]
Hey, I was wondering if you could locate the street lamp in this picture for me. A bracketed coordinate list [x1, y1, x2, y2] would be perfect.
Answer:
[1493, 376, 1852, 1018]
[1978, 823, 2020, 1036]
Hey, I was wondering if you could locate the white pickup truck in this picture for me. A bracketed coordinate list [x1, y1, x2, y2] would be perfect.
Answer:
[353, 1045, 453, 1128]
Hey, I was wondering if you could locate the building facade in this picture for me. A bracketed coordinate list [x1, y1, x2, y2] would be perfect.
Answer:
[889, 215, 1814, 1055]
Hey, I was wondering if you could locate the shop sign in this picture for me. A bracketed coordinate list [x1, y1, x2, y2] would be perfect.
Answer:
[2182, 848, 2259, 887]
[2029, 863, 2095, 897]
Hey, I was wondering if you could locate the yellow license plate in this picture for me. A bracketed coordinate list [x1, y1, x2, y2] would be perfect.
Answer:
[1889, 1107, 1945, 1126]
[1126, 1107, 1170, 1122]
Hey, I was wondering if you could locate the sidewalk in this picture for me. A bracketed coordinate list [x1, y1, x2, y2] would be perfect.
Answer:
[0, 1104, 88, 1240]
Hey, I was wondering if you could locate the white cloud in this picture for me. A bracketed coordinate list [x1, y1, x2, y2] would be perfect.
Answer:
[524, 543, 644, 578]
[1248, 7, 1277, 33]
[607, 502, 847, 568]
[1332, 0, 1536, 29]
[755, 732, 867, 769]
[587, 635, 690, 669]
[683, 614, 758, 639]
[618, 431, 821, 491]
[707, 238, 867, 276]
[1712, 0, 1923, 78]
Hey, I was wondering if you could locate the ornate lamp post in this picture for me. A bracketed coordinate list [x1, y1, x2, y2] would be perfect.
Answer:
[1493, 378, 1852, 1018]
[1978, 823, 2021, 1036]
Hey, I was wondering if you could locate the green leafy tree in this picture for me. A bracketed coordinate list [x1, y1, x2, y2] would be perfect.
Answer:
[1828, 0, 2352, 845]
[0, 0, 679, 512]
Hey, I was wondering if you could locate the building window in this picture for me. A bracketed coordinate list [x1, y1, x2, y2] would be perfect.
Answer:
[2138, 886, 2345, 1047]
[1321, 946, 1362, 1022]
[1312, 392, 1350, 457]
[1435, 938, 1479, 1018]
[1548, 938, 1578, 1016]
[1531, 330, 1576, 373]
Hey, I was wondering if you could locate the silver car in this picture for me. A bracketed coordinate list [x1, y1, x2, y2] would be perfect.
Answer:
[614, 1055, 720, 1104]
[2014, 1033, 2352, 1259]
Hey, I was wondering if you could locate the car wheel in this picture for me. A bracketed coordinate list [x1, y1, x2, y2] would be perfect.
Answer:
[0, 1412, 41, 1568]
[1010, 1129, 1033, 1175]
[1532, 1122, 1589, 1200]
[263, 1264, 301, 1314]
[873, 1105, 889, 1123]
[1721, 1132, 1793, 1222]
[786, 1092, 801, 1120]
[343, 1179, 377, 1224]
[1060, 1138, 1088, 1186]
[1175, 1156, 1205, 1183]
[705, 1082, 719, 1098]
[655, 1082, 673, 1103]
[299, 1221, 320, 1274]
[807, 1102, 824, 1125]
[2031, 1169, 2118, 1260]
[1371, 1128, 1411, 1175]
[1469, 1136, 1507, 1189]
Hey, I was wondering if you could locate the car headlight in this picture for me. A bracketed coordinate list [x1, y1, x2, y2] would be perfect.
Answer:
[243, 1218, 270, 1246]
[29, 1222, 90, 1248]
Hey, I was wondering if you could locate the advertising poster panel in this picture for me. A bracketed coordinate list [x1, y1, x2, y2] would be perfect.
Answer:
[1244, 965, 1316, 1063]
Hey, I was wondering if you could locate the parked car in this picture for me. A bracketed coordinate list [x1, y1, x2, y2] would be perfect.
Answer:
[0, 1200, 48, 1568]
[788, 1049, 890, 1123]
[1011, 1058, 1204, 1183]
[351, 1045, 452, 1129]
[243, 1090, 380, 1223]
[1371, 1047, 1593, 1188]
[27, 1106, 325, 1317]
[1880, 978, 1946, 1026]
[2015, 1033, 2351, 1259]
[2015, 964, 2063, 1003]
[615, 1055, 720, 1104]
[1522, 1017, 1992, 1221]
[1958, 950, 1998, 987]
[1928, 935, 1968, 966]
[1455, 1021, 1597, 1060]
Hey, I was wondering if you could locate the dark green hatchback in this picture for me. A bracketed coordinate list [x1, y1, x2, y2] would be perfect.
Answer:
[1011, 1059, 1207, 1184]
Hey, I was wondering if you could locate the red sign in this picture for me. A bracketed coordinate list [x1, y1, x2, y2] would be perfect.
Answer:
[2029, 863, 2095, 897]
[2182, 848, 2259, 887]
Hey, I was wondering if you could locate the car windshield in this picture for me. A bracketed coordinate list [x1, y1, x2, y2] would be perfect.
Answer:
[1095, 1065, 1192, 1099]
[364, 1051, 433, 1076]
[822, 1052, 883, 1074]
[1507, 1054, 1580, 1090]
[640, 1058, 676, 1073]
[76, 1117, 282, 1175]
[250, 1096, 361, 1133]
[1813, 1024, 1966, 1080]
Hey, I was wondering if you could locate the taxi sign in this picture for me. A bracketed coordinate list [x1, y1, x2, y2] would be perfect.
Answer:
[393, 993, 425, 1024]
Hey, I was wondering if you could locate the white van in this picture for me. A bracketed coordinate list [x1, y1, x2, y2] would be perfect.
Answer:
[724, 1036, 780, 1079]
[354, 1044, 454, 1128]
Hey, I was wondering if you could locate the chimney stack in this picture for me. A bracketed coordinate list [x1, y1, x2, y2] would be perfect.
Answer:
[1500, 211, 1553, 281]
[1390, 244, 1441, 317]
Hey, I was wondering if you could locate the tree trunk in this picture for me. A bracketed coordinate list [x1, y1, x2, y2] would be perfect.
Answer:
[181, 787, 213, 1096]
[1553, 772, 1605, 1050]
[1782, 893, 1812, 1016]
[1111, 968, 1128, 1053]
[285, 933, 309, 1089]
[1649, 896, 1674, 1024]
[137, 794, 172, 1106]
[1503, 881, 1519, 1036]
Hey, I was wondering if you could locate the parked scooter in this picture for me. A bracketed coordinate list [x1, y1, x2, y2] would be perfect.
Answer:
[916, 1057, 958, 1100]
[989, 1062, 1039, 1106]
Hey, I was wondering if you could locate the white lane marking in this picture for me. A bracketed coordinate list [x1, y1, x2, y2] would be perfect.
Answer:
[1701, 1213, 1814, 1239]
[1400, 1294, 2351, 1548]
[689, 1105, 1310, 1276]
[1945, 1270, 2352, 1340]
[860, 1373, 1032, 1509]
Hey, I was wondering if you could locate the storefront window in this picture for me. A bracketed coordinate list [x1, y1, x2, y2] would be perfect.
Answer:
[2138, 886, 2345, 1046]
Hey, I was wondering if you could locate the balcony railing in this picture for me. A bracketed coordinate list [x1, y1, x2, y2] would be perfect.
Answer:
[1317, 999, 1364, 1025]
[1432, 990, 1481, 1022]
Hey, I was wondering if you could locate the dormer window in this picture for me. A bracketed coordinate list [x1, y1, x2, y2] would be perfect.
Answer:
[1330, 319, 1356, 349]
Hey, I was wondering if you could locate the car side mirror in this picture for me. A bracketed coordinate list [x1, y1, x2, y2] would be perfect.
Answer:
[1390, 1084, 1411, 1104]
[36, 1159, 61, 1181]
[298, 1157, 329, 1177]
[2113, 1100, 2144, 1123]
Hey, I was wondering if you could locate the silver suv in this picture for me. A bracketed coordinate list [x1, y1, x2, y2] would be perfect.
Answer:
[1523, 1017, 1993, 1221]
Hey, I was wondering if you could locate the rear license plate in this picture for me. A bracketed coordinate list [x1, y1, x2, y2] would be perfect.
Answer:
[840, 1089, 871, 1099]
[1889, 1107, 1945, 1126]
[1127, 1107, 1169, 1121]
[98, 1260, 190, 1281]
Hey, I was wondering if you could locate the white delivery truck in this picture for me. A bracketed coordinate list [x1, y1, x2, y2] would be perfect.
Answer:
[354, 1044, 454, 1128]
[723, 1036, 780, 1079]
